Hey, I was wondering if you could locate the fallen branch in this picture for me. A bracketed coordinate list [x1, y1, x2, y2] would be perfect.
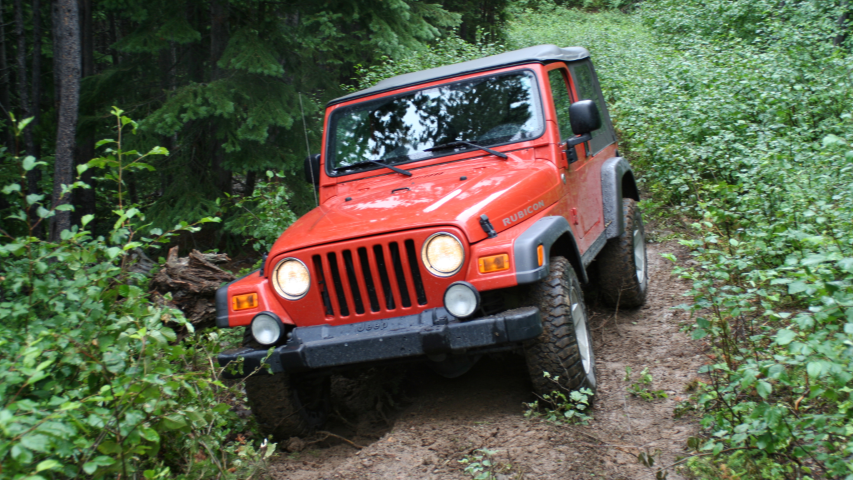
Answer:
[314, 431, 366, 449]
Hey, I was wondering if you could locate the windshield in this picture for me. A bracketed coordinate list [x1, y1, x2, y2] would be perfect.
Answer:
[327, 70, 544, 175]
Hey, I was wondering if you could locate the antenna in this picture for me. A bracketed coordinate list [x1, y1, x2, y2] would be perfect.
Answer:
[299, 93, 319, 208]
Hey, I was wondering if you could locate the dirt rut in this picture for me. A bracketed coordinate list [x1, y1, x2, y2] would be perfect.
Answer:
[268, 240, 705, 479]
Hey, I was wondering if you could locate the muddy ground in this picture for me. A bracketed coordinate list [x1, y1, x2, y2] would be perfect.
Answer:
[265, 234, 706, 480]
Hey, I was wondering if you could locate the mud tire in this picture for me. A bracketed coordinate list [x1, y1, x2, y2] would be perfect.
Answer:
[524, 256, 596, 396]
[595, 198, 648, 308]
[243, 330, 330, 439]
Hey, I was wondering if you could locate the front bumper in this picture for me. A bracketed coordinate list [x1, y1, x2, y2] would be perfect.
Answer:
[219, 306, 542, 378]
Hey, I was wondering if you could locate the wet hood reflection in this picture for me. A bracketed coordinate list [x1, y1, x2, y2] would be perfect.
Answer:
[272, 152, 562, 254]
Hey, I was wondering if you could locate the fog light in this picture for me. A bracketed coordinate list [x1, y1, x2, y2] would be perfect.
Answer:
[251, 312, 283, 346]
[443, 282, 480, 318]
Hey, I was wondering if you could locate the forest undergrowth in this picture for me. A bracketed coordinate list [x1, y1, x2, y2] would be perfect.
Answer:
[507, 2, 853, 478]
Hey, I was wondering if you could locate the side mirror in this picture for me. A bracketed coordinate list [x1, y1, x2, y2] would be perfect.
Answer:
[304, 154, 321, 186]
[569, 100, 602, 136]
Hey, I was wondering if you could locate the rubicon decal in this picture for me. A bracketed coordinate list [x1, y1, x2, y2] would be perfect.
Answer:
[502, 200, 546, 226]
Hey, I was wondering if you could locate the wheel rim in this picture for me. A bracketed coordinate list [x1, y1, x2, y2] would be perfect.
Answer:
[633, 223, 646, 283]
[570, 287, 595, 386]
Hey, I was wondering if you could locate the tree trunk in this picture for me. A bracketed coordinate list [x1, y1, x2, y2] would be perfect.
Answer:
[245, 169, 257, 196]
[30, 0, 42, 158]
[16, 0, 45, 236]
[29, 0, 44, 237]
[209, 0, 231, 195]
[51, 0, 61, 103]
[0, 0, 13, 148]
[50, 0, 80, 241]
[835, 1, 849, 47]
[186, 2, 203, 83]
[73, 0, 95, 225]
[14, 0, 33, 155]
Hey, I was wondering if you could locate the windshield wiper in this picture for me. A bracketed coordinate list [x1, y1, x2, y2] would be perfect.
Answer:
[335, 159, 412, 177]
[424, 140, 508, 159]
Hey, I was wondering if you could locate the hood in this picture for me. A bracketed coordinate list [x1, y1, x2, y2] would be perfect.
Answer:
[270, 148, 562, 255]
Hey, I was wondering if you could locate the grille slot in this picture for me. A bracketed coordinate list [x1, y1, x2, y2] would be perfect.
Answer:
[358, 247, 380, 312]
[327, 252, 350, 317]
[310, 236, 432, 319]
[405, 239, 428, 305]
[342, 250, 365, 315]
[389, 242, 412, 308]
[373, 245, 396, 310]
[312, 255, 334, 316]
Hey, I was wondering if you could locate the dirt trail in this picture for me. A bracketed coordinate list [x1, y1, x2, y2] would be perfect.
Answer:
[268, 238, 705, 480]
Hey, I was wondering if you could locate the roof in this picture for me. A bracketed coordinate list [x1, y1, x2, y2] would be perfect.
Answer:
[329, 44, 590, 106]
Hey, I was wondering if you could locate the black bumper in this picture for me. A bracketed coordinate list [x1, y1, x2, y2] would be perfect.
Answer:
[219, 306, 542, 378]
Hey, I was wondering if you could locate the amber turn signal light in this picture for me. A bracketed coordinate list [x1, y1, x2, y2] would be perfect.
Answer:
[537, 244, 544, 267]
[478, 254, 510, 273]
[232, 293, 259, 311]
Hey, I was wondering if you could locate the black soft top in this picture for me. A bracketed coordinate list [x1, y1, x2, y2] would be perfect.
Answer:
[329, 44, 590, 106]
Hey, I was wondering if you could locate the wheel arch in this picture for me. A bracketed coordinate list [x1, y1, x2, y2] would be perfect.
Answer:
[601, 157, 640, 240]
[513, 216, 588, 284]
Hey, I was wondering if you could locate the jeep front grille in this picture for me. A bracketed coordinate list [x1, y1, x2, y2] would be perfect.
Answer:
[312, 239, 428, 319]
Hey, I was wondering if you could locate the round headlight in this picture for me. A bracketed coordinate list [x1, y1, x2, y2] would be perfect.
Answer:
[251, 312, 283, 346]
[272, 258, 310, 300]
[422, 233, 464, 277]
[444, 282, 480, 318]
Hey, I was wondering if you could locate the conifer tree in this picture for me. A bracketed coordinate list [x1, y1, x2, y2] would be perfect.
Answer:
[50, 0, 79, 240]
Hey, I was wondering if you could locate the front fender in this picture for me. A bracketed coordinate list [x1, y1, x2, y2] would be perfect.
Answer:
[513, 216, 586, 284]
[215, 269, 293, 328]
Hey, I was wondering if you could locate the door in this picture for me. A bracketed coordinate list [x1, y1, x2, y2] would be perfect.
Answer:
[546, 65, 586, 240]
[567, 61, 617, 240]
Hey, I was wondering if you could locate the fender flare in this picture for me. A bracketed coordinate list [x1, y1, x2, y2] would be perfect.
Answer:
[514, 216, 587, 284]
[215, 270, 261, 328]
[601, 157, 640, 240]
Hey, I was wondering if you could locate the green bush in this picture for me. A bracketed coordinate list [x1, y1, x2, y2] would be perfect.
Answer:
[223, 171, 299, 254]
[0, 110, 267, 479]
[508, 2, 853, 477]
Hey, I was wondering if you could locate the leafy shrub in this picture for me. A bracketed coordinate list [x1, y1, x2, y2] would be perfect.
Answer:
[523, 373, 594, 424]
[459, 448, 500, 480]
[223, 171, 299, 254]
[0, 110, 267, 479]
[625, 367, 667, 401]
[508, 2, 853, 477]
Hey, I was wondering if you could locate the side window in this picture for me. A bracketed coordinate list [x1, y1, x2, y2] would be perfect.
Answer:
[547, 69, 573, 141]
[569, 61, 616, 154]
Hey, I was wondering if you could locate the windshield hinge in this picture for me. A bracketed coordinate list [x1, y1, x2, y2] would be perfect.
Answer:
[479, 214, 498, 239]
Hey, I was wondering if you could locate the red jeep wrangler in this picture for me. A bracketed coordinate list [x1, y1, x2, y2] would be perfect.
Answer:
[217, 44, 647, 438]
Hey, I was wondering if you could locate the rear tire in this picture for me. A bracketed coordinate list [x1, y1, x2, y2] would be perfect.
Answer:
[595, 198, 648, 308]
[524, 256, 596, 396]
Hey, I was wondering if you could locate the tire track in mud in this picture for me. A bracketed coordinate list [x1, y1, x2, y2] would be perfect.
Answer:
[269, 239, 705, 480]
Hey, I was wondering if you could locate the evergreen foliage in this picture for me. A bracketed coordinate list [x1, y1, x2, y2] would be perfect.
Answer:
[2, 0, 519, 242]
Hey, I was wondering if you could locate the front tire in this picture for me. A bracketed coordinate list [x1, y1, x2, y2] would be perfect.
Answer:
[595, 198, 649, 308]
[524, 256, 596, 396]
[242, 329, 330, 439]
[245, 372, 330, 439]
